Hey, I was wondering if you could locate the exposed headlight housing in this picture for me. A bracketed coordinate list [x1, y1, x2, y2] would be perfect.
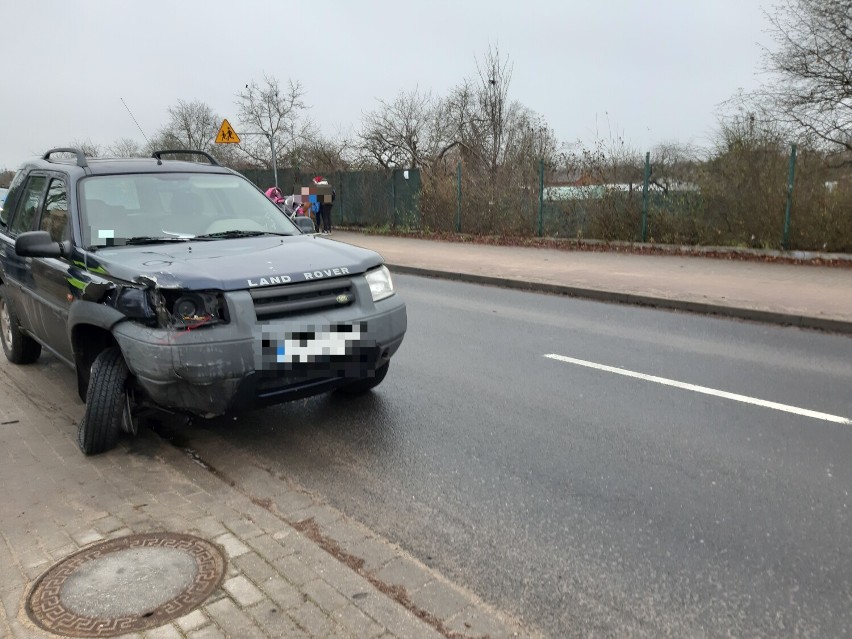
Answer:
[153, 290, 228, 329]
[365, 265, 394, 302]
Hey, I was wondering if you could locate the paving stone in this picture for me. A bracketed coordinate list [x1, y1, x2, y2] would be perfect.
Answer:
[106, 527, 134, 540]
[7, 619, 46, 639]
[258, 575, 304, 610]
[225, 517, 265, 540]
[175, 609, 208, 632]
[22, 559, 50, 580]
[187, 626, 226, 639]
[273, 554, 317, 587]
[213, 532, 250, 558]
[409, 580, 471, 620]
[375, 556, 432, 593]
[288, 599, 336, 638]
[204, 596, 266, 639]
[35, 530, 74, 552]
[288, 503, 343, 528]
[325, 623, 358, 639]
[345, 537, 399, 573]
[143, 624, 183, 639]
[302, 578, 351, 614]
[190, 516, 229, 539]
[93, 515, 126, 534]
[240, 507, 290, 535]
[322, 519, 371, 547]
[358, 595, 445, 639]
[223, 575, 265, 607]
[327, 569, 377, 601]
[70, 528, 104, 546]
[273, 491, 316, 517]
[247, 601, 310, 639]
[332, 603, 386, 639]
[233, 551, 278, 584]
[247, 533, 294, 562]
[446, 606, 518, 639]
[153, 490, 191, 509]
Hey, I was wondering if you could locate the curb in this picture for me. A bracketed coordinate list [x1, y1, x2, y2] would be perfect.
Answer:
[386, 264, 852, 335]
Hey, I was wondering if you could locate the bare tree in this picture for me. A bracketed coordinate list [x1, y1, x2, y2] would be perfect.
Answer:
[648, 142, 702, 193]
[107, 138, 143, 158]
[299, 132, 356, 174]
[474, 45, 513, 173]
[70, 139, 102, 158]
[235, 75, 311, 168]
[358, 88, 440, 169]
[156, 99, 221, 152]
[747, 0, 852, 153]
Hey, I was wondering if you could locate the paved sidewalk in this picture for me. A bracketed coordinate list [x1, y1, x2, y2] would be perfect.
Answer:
[331, 231, 852, 334]
[0, 355, 534, 639]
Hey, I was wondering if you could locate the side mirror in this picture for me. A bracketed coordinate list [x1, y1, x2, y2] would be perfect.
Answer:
[15, 231, 70, 258]
[293, 217, 316, 234]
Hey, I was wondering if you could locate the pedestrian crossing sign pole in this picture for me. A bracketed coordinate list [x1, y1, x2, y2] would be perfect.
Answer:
[215, 119, 240, 144]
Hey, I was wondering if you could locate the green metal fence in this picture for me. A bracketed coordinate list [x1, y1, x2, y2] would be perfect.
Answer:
[242, 168, 421, 229]
[239, 146, 852, 253]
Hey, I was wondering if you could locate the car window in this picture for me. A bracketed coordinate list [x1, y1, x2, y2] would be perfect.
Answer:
[79, 173, 299, 246]
[9, 175, 47, 235]
[39, 178, 70, 243]
[0, 170, 25, 228]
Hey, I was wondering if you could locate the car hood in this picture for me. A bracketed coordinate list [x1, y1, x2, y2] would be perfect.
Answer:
[86, 235, 384, 291]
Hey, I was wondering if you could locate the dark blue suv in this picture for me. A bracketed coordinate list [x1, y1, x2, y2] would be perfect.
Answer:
[0, 149, 406, 454]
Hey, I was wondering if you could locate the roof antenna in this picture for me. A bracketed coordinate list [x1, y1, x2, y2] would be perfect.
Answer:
[120, 97, 154, 159]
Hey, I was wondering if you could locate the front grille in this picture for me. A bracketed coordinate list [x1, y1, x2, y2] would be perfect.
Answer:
[249, 278, 354, 320]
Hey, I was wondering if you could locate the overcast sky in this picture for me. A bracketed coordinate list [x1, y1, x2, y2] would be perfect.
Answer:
[1, 0, 772, 170]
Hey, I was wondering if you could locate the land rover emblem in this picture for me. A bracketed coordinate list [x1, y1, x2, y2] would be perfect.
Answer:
[336, 294, 350, 304]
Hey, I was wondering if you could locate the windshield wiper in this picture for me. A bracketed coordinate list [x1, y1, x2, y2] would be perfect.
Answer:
[122, 236, 198, 245]
[193, 230, 292, 239]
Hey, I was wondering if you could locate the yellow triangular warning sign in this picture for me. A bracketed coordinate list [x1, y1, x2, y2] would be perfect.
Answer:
[215, 119, 240, 144]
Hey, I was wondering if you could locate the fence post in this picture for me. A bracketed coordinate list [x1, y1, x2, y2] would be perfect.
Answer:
[391, 169, 397, 228]
[538, 159, 544, 237]
[456, 161, 462, 233]
[641, 152, 650, 243]
[783, 143, 797, 250]
[336, 171, 342, 226]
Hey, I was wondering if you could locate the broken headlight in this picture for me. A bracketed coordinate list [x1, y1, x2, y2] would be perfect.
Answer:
[154, 290, 228, 330]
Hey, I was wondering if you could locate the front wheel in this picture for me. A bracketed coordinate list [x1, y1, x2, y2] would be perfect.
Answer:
[336, 361, 390, 395]
[77, 347, 128, 455]
[0, 286, 42, 365]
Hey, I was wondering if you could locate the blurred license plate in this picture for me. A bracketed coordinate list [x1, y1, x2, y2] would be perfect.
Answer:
[274, 325, 361, 364]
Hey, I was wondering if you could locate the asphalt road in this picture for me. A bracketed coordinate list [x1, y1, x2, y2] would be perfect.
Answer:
[28, 273, 852, 637]
[172, 273, 852, 637]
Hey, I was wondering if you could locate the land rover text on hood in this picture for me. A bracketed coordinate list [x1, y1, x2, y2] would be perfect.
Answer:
[0, 149, 407, 455]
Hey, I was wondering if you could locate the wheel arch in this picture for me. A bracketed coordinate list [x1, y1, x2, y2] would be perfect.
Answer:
[69, 302, 127, 401]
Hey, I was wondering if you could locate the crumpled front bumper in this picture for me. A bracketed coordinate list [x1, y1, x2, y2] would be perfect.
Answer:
[112, 288, 406, 417]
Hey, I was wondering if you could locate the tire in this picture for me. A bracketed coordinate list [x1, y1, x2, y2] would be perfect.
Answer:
[0, 286, 41, 365]
[77, 347, 127, 455]
[336, 361, 390, 395]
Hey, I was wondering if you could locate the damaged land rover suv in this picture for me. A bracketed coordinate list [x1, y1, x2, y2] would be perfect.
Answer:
[0, 149, 406, 454]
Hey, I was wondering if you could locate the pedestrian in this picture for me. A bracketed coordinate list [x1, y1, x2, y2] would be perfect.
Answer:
[312, 176, 336, 234]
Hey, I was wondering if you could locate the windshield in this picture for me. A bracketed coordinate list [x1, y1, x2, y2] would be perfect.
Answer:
[79, 173, 299, 247]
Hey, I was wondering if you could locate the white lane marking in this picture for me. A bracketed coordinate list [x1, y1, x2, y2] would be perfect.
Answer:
[544, 354, 852, 425]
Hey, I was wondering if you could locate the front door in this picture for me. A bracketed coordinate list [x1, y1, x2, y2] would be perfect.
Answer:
[31, 176, 75, 364]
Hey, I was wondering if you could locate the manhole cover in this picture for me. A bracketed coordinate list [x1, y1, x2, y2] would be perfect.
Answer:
[26, 532, 226, 637]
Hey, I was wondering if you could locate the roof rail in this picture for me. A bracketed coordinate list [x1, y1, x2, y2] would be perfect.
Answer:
[151, 149, 221, 166]
[42, 148, 89, 168]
